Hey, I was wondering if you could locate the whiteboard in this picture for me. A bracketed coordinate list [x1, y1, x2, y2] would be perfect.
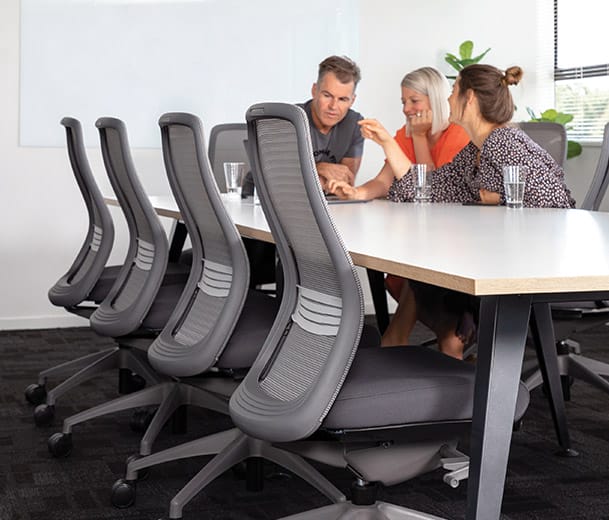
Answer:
[20, 0, 359, 148]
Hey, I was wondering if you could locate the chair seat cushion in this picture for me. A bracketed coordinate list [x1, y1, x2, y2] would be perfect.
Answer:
[322, 345, 529, 430]
[141, 281, 189, 331]
[87, 265, 122, 303]
[216, 289, 279, 369]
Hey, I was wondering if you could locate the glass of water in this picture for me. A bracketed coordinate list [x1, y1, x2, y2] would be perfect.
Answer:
[503, 165, 527, 208]
[223, 162, 245, 198]
[412, 164, 431, 203]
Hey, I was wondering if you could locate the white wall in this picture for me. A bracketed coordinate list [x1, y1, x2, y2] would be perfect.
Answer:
[0, 0, 602, 329]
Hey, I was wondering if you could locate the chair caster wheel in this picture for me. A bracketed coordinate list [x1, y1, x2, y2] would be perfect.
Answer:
[111, 478, 136, 508]
[126, 453, 150, 480]
[25, 383, 47, 405]
[48, 432, 72, 457]
[130, 408, 155, 433]
[34, 404, 55, 427]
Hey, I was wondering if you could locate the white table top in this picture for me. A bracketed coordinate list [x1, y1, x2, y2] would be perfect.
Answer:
[133, 195, 609, 297]
[106, 192, 606, 520]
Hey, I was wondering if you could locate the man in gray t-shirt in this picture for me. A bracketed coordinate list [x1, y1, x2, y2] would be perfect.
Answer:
[298, 55, 364, 190]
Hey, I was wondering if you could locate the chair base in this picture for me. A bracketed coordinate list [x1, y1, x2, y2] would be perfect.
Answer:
[279, 501, 446, 519]
[55, 378, 232, 458]
[524, 340, 609, 396]
[120, 429, 345, 519]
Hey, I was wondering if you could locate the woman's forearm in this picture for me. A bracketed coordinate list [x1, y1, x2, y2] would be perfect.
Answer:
[383, 139, 412, 180]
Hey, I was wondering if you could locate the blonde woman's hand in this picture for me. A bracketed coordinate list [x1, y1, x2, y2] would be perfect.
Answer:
[327, 180, 360, 200]
[358, 119, 393, 146]
[407, 109, 433, 137]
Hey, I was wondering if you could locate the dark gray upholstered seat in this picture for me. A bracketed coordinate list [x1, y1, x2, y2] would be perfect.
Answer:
[27, 117, 121, 422]
[45, 117, 189, 456]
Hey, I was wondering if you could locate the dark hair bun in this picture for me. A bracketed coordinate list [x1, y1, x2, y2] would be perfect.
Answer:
[505, 66, 523, 86]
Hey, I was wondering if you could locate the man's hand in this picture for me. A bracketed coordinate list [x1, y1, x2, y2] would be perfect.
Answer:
[316, 162, 355, 186]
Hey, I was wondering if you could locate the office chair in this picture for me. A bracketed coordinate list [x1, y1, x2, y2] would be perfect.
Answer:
[121, 102, 527, 520]
[523, 122, 609, 399]
[46, 117, 189, 455]
[518, 122, 567, 166]
[100, 112, 280, 507]
[207, 123, 251, 193]
[25, 117, 125, 421]
[233, 102, 530, 519]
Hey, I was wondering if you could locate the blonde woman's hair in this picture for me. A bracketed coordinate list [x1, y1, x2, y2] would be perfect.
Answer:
[401, 66, 451, 135]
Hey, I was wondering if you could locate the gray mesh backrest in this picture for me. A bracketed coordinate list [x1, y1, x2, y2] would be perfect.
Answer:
[518, 122, 567, 167]
[146, 113, 250, 377]
[90, 117, 169, 337]
[581, 122, 609, 211]
[229, 103, 363, 443]
[48, 117, 115, 308]
[208, 123, 249, 192]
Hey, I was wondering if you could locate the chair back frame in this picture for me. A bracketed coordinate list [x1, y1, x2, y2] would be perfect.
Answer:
[147, 112, 250, 376]
[230, 102, 363, 443]
[91, 117, 169, 336]
[48, 117, 115, 308]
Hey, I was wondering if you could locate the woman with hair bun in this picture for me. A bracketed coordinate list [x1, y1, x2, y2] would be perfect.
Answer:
[360, 64, 575, 358]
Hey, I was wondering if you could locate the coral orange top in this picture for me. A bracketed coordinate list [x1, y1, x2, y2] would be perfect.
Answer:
[393, 122, 470, 167]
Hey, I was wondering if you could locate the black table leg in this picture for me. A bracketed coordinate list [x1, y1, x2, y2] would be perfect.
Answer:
[529, 303, 577, 456]
[168, 221, 188, 263]
[366, 268, 389, 334]
[466, 294, 531, 520]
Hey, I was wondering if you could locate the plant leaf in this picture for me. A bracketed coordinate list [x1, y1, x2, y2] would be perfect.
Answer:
[459, 40, 473, 59]
[540, 108, 558, 121]
[555, 113, 574, 125]
[567, 140, 583, 159]
[444, 54, 463, 71]
[459, 58, 479, 67]
[471, 48, 491, 63]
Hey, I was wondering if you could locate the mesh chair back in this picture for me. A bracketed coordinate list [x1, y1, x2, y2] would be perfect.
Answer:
[90, 117, 169, 337]
[518, 122, 567, 167]
[208, 123, 249, 192]
[48, 117, 115, 308]
[146, 113, 250, 377]
[230, 103, 363, 443]
[581, 122, 609, 211]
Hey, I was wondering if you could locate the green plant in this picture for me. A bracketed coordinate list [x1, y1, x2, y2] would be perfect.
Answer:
[444, 40, 491, 79]
[526, 107, 583, 159]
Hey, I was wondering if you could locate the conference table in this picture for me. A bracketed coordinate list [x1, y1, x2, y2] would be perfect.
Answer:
[107, 194, 609, 520]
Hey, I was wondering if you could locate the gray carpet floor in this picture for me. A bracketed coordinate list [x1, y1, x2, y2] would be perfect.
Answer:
[1, 318, 609, 520]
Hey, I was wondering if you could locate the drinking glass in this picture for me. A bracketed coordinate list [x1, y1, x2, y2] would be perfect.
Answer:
[223, 162, 245, 198]
[411, 164, 431, 203]
[503, 165, 527, 208]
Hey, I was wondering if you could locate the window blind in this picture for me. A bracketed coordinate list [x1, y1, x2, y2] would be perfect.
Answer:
[554, 0, 609, 142]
